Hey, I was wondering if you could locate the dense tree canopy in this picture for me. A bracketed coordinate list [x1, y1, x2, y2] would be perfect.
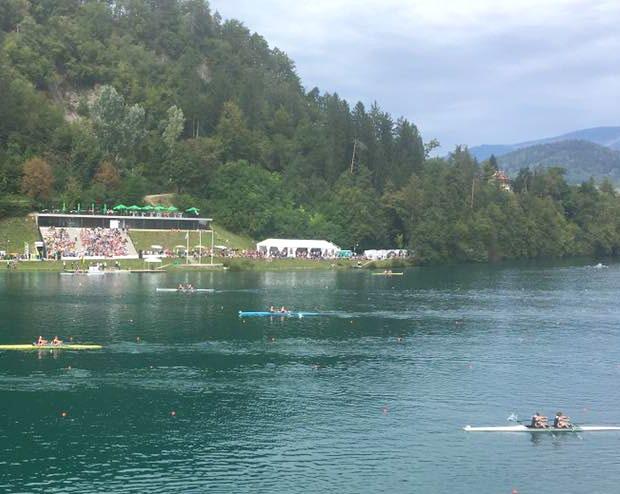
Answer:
[1, 0, 620, 261]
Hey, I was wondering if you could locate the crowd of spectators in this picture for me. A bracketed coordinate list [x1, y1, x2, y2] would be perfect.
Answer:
[217, 248, 264, 259]
[42, 227, 77, 258]
[80, 228, 129, 257]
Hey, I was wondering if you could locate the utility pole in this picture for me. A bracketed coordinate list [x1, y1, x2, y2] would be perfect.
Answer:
[186, 230, 189, 264]
[350, 139, 358, 174]
[210, 228, 214, 265]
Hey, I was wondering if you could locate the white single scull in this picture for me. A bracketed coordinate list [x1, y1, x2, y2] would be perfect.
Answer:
[464, 425, 620, 432]
[156, 288, 215, 293]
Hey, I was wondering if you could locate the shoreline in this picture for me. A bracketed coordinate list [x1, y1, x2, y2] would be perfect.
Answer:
[2, 256, 611, 273]
[2, 257, 415, 273]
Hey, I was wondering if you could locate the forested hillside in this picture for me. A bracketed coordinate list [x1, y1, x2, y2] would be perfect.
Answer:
[497, 140, 620, 184]
[470, 126, 620, 161]
[2, 0, 620, 262]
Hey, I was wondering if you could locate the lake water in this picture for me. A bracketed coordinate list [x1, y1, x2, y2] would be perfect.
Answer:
[1, 263, 620, 493]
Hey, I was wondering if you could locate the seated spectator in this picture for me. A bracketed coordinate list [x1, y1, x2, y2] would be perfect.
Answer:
[42, 227, 77, 258]
[79, 227, 129, 257]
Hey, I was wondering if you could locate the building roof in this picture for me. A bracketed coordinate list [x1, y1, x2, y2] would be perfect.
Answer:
[36, 213, 212, 221]
[493, 170, 510, 182]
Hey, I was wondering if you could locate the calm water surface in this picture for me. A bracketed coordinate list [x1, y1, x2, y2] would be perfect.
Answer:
[1, 263, 620, 493]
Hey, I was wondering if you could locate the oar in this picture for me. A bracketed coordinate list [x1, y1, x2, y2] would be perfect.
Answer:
[507, 413, 546, 427]
[507, 413, 529, 424]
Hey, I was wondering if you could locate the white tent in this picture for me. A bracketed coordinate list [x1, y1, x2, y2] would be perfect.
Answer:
[363, 249, 408, 260]
[256, 238, 340, 258]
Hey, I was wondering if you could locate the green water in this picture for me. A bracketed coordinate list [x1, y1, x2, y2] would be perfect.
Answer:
[1, 263, 620, 493]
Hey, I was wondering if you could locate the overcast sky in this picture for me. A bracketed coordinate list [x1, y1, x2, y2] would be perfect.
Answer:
[210, 0, 620, 152]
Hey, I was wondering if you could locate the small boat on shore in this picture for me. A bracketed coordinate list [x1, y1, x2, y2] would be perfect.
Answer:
[372, 272, 404, 276]
[239, 311, 321, 318]
[61, 265, 129, 275]
[464, 424, 620, 432]
[0, 344, 103, 351]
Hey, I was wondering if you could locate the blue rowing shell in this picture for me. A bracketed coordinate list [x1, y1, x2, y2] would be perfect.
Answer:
[238, 311, 321, 318]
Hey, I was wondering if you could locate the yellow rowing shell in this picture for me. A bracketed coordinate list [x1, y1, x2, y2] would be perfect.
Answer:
[0, 344, 103, 350]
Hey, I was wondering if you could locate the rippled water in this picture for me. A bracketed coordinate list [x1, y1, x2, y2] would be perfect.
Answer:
[1, 262, 620, 493]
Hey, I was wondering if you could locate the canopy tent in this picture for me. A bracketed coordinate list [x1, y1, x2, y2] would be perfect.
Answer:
[363, 249, 408, 260]
[174, 244, 186, 250]
[150, 244, 163, 250]
[256, 239, 340, 259]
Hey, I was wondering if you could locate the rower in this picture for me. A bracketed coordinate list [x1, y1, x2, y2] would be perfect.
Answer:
[530, 412, 548, 429]
[554, 411, 571, 429]
[52, 336, 63, 346]
[36, 336, 48, 346]
[279, 306, 287, 313]
[269, 306, 275, 313]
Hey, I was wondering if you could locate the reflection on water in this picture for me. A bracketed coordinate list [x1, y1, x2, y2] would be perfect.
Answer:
[1, 263, 620, 493]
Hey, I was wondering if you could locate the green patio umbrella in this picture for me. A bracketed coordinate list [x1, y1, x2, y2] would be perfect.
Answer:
[113, 204, 128, 211]
[167, 206, 179, 212]
[185, 207, 200, 215]
[127, 205, 142, 211]
[142, 205, 154, 211]
[154, 205, 167, 212]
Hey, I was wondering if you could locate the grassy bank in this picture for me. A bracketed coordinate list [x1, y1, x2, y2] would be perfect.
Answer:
[2, 257, 365, 272]
[220, 258, 358, 271]
[2, 259, 161, 272]
[129, 223, 254, 252]
[0, 216, 39, 254]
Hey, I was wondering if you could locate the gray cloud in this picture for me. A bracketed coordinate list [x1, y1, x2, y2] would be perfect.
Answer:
[210, 0, 620, 152]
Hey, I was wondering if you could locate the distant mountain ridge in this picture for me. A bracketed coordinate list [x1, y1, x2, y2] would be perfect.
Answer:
[470, 126, 620, 161]
[496, 140, 620, 184]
